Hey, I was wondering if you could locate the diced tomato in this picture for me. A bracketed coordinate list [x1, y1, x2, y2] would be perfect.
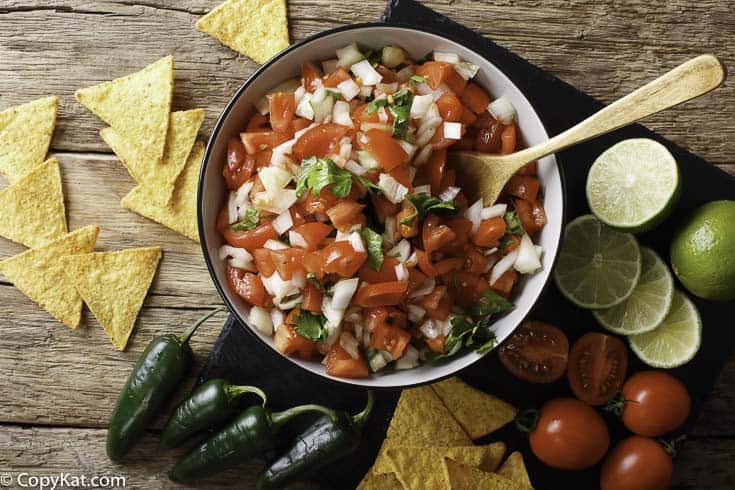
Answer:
[376, 65, 397, 83]
[455, 130, 476, 151]
[418, 285, 451, 320]
[397, 205, 419, 238]
[444, 68, 468, 96]
[254, 149, 272, 171]
[490, 269, 517, 297]
[515, 199, 547, 235]
[325, 344, 369, 378]
[500, 123, 517, 154]
[240, 131, 289, 155]
[223, 222, 278, 251]
[323, 67, 352, 88]
[416, 61, 454, 90]
[362, 129, 408, 171]
[474, 121, 503, 153]
[447, 270, 489, 308]
[418, 148, 446, 195]
[387, 164, 413, 190]
[246, 113, 270, 131]
[439, 168, 456, 194]
[274, 323, 316, 361]
[365, 306, 407, 332]
[441, 217, 472, 255]
[320, 241, 367, 278]
[291, 222, 332, 251]
[426, 335, 446, 353]
[461, 107, 478, 126]
[465, 247, 488, 274]
[422, 215, 457, 254]
[268, 248, 306, 280]
[358, 256, 400, 283]
[415, 249, 435, 277]
[254, 248, 276, 277]
[407, 268, 427, 294]
[353, 281, 408, 307]
[301, 62, 322, 91]
[371, 193, 401, 222]
[326, 200, 366, 230]
[223, 138, 255, 190]
[302, 282, 323, 313]
[429, 124, 461, 151]
[267, 92, 296, 133]
[291, 117, 311, 134]
[434, 258, 463, 275]
[436, 93, 463, 122]
[226, 267, 269, 306]
[302, 251, 324, 279]
[300, 187, 340, 216]
[502, 234, 522, 254]
[503, 175, 540, 202]
[292, 124, 350, 160]
[352, 103, 384, 125]
[370, 323, 411, 359]
[472, 217, 507, 248]
[461, 82, 491, 114]
[517, 161, 537, 176]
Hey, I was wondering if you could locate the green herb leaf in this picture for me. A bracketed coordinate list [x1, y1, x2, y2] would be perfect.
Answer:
[468, 289, 514, 318]
[296, 157, 353, 198]
[425, 316, 473, 361]
[499, 234, 515, 251]
[361, 227, 384, 271]
[504, 210, 524, 235]
[367, 98, 389, 114]
[293, 309, 328, 343]
[399, 207, 419, 227]
[465, 317, 497, 354]
[356, 175, 383, 195]
[367, 50, 382, 66]
[418, 50, 434, 64]
[408, 74, 428, 86]
[231, 208, 259, 231]
[405, 193, 459, 220]
[390, 103, 411, 140]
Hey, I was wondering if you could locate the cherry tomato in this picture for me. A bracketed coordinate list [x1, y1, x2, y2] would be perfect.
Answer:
[567, 332, 628, 405]
[600, 436, 673, 490]
[529, 398, 610, 470]
[619, 371, 691, 437]
[498, 321, 569, 383]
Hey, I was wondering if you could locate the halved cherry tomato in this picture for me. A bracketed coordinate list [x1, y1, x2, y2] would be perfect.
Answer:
[267, 92, 296, 133]
[472, 217, 506, 248]
[370, 323, 411, 359]
[600, 436, 673, 490]
[500, 123, 517, 154]
[240, 131, 289, 154]
[320, 241, 367, 278]
[325, 343, 369, 378]
[223, 222, 278, 251]
[567, 332, 628, 406]
[422, 215, 456, 254]
[460, 82, 491, 114]
[292, 124, 350, 160]
[301, 62, 322, 91]
[291, 222, 332, 251]
[353, 281, 408, 307]
[323, 67, 351, 87]
[617, 371, 691, 437]
[326, 200, 366, 230]
[223, 138, 255, 190]
[362, 129, 408, 170]
[515, 199, 547, 235]
[358, 256, 399, 283]
[503, 175, 540, 202]
[302, 282, 323, 313]
[226, 267, 269, 307]
[498, 321, 569, 383]
[274, 323, 315, 361]
[436, 93, 463, 122]
[529, 398, 609, 470]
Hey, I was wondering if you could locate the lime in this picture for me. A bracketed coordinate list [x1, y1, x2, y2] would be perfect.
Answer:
[670, 200, 735, 301]
[586, 138, 680, 233]
[629, 290, 702, 368]
[554, 215, 642, 309]
[593, 247, 674, 334]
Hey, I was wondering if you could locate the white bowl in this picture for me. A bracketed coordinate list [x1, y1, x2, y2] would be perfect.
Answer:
[198, 24, 564, 389]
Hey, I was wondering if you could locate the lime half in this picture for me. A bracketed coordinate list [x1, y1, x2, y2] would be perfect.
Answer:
[629, 290, 702, 368]
[593, 247, 674, 335]
[586, 138, 680, 233]
[554, 215, 642, 309]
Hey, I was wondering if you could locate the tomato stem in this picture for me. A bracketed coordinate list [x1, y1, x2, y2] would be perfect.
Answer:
[659, 434, 686, 458]
[602, 391, 627, 417]
[515, 408, 540, 434]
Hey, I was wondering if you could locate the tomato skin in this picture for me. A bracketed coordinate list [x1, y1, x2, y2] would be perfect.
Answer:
[600, 436, 673, 490]
[223, 222, 278, 252]
[362, 129, 408, 171]
[291, 222, 332, 251]
[274, 323, 315, 361]
[422, 215, 457, 254]
[415, 61, 453, 89]
[358, 256, 399, 283]
[223, 138, 255, 190]
[370, 323, 411, 359]
[226, 267, 270, 307]
[490, 269, 517, 297]
[530, 398, 610, 470]
[472, 217, 506, 248]
[500, 123, 517, 154]
[461, 82, 491, 114]
[516, 199, 547, 235]
[267, 92, 296, 133]
[436, 93, 463, 122]
[474, 121, 503, 153]
[567, 333, 628, 406]
[498, 321, 569, 383]
[325, 344, 369, 378]
[301, 62, 322, 91]
[320, 241, 367, 278]
[353, 281, 408, 307]
[302, 282, 323, 313]
[292, 124, 350, 160]
[323, 67, 351, 88]
[326, 200, 366, 230]
[620, 371, 691, 437]
[419, 148, 447, 195]
[240, 131, 289, 154]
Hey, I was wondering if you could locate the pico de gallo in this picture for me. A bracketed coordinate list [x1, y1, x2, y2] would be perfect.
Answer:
[217, 44, 547, 378]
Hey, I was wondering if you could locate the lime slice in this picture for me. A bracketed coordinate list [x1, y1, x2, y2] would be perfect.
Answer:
[586, 138, 680, 233]
[553, 215, 641, 309]
[593, 247, 674, 335]
[629, 290, 702, 368]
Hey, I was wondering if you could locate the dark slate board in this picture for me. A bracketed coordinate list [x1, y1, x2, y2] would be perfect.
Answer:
[198, 1, 735, 488]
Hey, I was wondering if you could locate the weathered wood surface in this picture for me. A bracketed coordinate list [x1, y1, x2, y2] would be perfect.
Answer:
[0, 0, 734, 488]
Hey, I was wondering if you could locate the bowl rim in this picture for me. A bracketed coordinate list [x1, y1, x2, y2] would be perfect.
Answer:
[198, 21, 567, 391]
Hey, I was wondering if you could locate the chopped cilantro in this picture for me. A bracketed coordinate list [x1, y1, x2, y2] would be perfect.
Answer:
[366, 50, 382, 66]
[408, 74, 428, 86]
[424, 315, 499, 361]
[356, 175, 383, 195]
[366, 97, 389, 114]
[418, 50, 434, 63]
[402, 193, 459, 226]
[231, 208, 259, 231]
[361, 227, 384, 271]
[293, 309, 328, 343]
[504, 210, 524, 235]
[296, 156, 353, 198]
[499, 234, 515, 251]
[468, 289, 514, 318]
[365, 89, 414, 140]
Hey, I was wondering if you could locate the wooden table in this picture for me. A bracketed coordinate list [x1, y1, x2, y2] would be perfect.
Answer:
[0, 1, 732, 488]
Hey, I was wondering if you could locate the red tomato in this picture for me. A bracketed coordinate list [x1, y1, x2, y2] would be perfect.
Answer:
[490, 269, 517, 297]
[362, 129, 408, 171]
[433, 258, 463, 276]
[460, 107, 478, 126]
[325, 344, 369, 378]
[291, 222, 332, 251]
[300, 187, 340, 216]
[418, 285, 451, 320]
[223, 222, 278, 252]
[353, 281, 408, 307]
[253, 248, 276, 277]
[301, 62, 322, 91]
[441, 217, 472, 255]
[223, 138, 254, 190]
[464, 247, 488, 274]
[461, 82, 491, 114]
[302, 282, 323, 313]
[370, 192, 401, 222]
[529, 398, 610, 470]
[567, 333, 628, 406]
[246, 112, 270, 131]
[503, 175, 540, 202]
[600, 436, 673, 490]
[323, 67, 351, 87]
[618, 371, 691, 437]
[422, 215, 456, 254]
[226, 267, 269, 307]
[498, 321, 569, 383]
[436, 93, 463, 122]
[370, 323, 411, 359]
[326, 200, 366, 230]
[515, 199, 547, 235]
[415, 249, 435, 277]
[267, 92, 296, 133]
[415, 61, 454, 89]
[274, 323, 315, 361]
[358, 256, 400, 283]
[320, 241, 367, 278]
[474, 120, 503, 153]
[268, 248, 306, 280]
[292, 124, 350, 160]
[418, 148, 447, 195]
[240, 131, 289, 155]
[500, 123, 517, 154]
[472, 217, 507, 248]
[445, 270, 488, 308]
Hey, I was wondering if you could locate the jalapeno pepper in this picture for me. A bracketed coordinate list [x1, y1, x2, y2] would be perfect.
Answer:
[256, 391, 374, 490]
[161, 378, 266, 449]
[106, 307, 227, 462]
[169, 402, 339, 482]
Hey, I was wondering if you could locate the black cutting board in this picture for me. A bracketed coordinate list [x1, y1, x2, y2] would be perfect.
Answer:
[198, 1, 735, 488]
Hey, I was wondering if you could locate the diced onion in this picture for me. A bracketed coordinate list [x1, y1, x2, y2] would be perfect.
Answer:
[395, 345, 419, 370]
[321, 58, 339, 74]
[433, 51, 461, 64]
[337, 231, 366, 253]
[227, 191, 238, 224]
[272, 209, 294, 235]
[383, 216, 396, 245]
[336, 42, 364, 68]
[487, 96, 517, 125]
[394, 263, 409, 282]
[407, 304, 425, 322]
[310, 87, 336, 123]
[407, 165, 417, 183]
[293, 85, 306, 105]
[409, 278, 435, 298]
[443, 122, 462, 140]
[490, 249, 520, 285]
[378, 173, 409, 204]
[345, 159, 366, 176]
[218, 245, 254, 270]
[388, 239, 411, 262]
[288, 230, 308, 248]
[410, 94, 433, 119]
[249, 306, 273, 335]
[360, 122, 392, 134]
[514, 234, 543, 274]
[339, 137, 352, 160]
[332, 100, 354, 127]
[234, 181, 254, 207]
[340, 332, 361, 360]
[415, 126, 437, 148]
[419, 319, 440, 339]
[270, 308, 285, 333]
[264, 239, 289, 250]
[331, 278, 360, 311]
[437, 317, 453, 336]
[322, 296, 345, 332]
[253, 189, 297, 214]
[398, 140, 416, 160]
[431, 84, 450, 101]
[377, 106, 389, 123]
[405, 251, 418, 267]
[413, 145, 433, 167]
[376, 83, 398, 96]
[439, 186, 461, 202]
[350, 59, 382, 86]
[465, 198, 484, 234]
[454, 61, 480, 80]
[481, 203, 507, 220]
[337, 79, 360, 101]
[382, 46, 406, 68]
[395, 65, 415, 83]
[295, 92, 314, 120]
[358, 85, 373, 98]
[415, 82, 433, 96]
[255, 97, 269, 115]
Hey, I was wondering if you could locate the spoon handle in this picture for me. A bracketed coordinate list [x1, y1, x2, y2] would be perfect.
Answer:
[517, 54, 726, 163]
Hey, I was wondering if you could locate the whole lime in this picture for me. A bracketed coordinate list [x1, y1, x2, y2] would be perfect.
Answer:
[670, 200, 735, 301]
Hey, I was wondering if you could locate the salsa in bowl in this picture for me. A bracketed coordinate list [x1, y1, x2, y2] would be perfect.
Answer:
[199, 25, 564, 388]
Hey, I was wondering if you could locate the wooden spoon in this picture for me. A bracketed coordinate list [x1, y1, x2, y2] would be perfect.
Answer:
[450, 54, 726, 204]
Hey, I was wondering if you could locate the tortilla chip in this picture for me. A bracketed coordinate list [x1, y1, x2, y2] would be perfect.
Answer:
[385, 445, 489, 490]
[0, 96, 58, 183]
[102, 108, 204, 204]
[75, 56, 173, 167]
[479, 441, 507, 473]
[356, 468, 403, 490]
[0, 225, 99, 328]
[120, 141, 203, 242]
[498, 452, 533, 489]
[0, 158, 67, 248]
[60, 247, 161, 350]
[196, 0, 290, 64]
[443, 458, 527, 490]
[431, 377, 517, 439]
